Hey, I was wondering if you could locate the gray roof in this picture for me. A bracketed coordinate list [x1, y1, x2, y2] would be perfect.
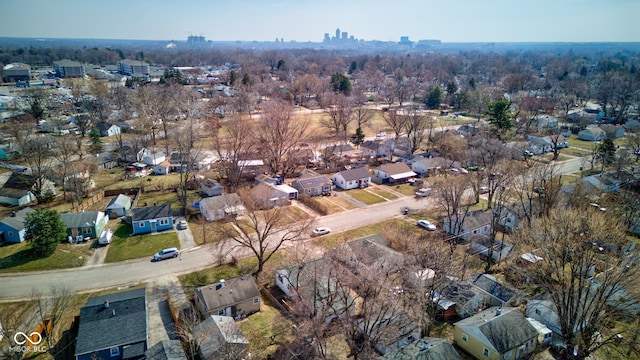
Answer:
[293, 172, 331, 190]
[377, 162, 413, 176]
[3, 173, 35, 190]
[195, 315, 248, 359]
[383, 337, 462, 360]
[0, 207, 35, 231]
[145, 340, 188, 360]
[131, 204, 172, 222]
[54, 59, 83, 67]
[471, 274, 523, 304]
[195, 275, 259, 312]
[75, 288, 147, 356]
[363, 310, 420, 350]
[337, 167, 371, 182]
[60, 211, 103, 229]
[455, 307, 537, 354]
[339, 234, 404, 273]
[106, 194, 132, 209]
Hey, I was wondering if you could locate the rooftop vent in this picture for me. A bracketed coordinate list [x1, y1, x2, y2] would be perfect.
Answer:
[104, 300, 109, 309]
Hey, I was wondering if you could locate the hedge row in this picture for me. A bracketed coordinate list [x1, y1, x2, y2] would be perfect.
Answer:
[298, 194, 329, 216]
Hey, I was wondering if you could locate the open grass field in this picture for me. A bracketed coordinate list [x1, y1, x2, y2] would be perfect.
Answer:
[0, 241, 93, 272]
[104, 224, 180, 263]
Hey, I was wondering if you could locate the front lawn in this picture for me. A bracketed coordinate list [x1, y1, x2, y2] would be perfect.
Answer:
[390, 183, 421, 196]
[104, 224, 180, 263]
[368, 187, 399, 200]
[311, 218, 407, 250]
[561, 147, 590, 157]
[0, 241, 93, 272]
[567, 134, 598, 150]
[313, 196, 356, 213]
[344, 189, 386, 205]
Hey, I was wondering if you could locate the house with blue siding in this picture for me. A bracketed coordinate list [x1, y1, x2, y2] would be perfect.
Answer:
[60, 211, 108, 241]
[0, 207, 35, 243]
[74, 288, 148, 360]
[130, 204, 173, 235]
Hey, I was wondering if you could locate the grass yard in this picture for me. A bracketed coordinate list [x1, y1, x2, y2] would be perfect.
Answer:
[368, 187, 399, 200]
[561, 147, 590, 157]
[238, 297, 294, 360]
[345, 189, 386, 205]
[311, 218, 407, 250]
[390, 183, 421, 196]
[279, 205, 312, 224]
[567, 134, 598, 150]
[313, 196, 356, 213]
[186, 215, 237, 245]
[104, 224, 180, 263]
[0, 241, 93, 272]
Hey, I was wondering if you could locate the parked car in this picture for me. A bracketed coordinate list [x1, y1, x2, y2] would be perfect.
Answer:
[153, 247, 179, 261]
[177, 219, 188, 230]
[312, 227, 331, 236]
[479, 186, 489, 194]
[415, 188, 432, 197]
[417, 220, 437, 231]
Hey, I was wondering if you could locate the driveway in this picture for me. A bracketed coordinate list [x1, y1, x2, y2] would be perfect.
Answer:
[176, 217, 197, 249]
[146, 275, 190, 344]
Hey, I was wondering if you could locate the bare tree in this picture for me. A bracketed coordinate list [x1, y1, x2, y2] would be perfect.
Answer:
[255, 100, 310, 176]
[172, 116, 203, 215]
[436, 175, 472, 255]
[214, 189, 313, 276]
[403, 108, 429, 155]
[211, 115, 254, 190]
[513, 209, 639, 360]
[321, 93, 353, 143]
[22, 137, 53, 201]
[51, 135, 78, 203]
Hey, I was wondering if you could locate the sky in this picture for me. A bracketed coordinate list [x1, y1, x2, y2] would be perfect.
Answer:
[2, 0, 640, 43]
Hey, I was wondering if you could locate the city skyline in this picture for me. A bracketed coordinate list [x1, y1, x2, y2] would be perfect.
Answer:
[2, 0, 640, 43]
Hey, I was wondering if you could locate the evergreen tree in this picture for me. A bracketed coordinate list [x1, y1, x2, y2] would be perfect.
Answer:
[241, 73, 252, 87]
[330, 72, 352, 96]
[486, 98, 515, 134]
[89, 127, 103, 154]
[596, 137, 616, 168]
[25, 209, 67, 256]
[350, 127, 365, 147]
[425, 86, 443, 109]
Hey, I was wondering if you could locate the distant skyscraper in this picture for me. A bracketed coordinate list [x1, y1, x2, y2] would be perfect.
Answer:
[341, 32, 348, 41]
[324, 33, 330, 43]
[335, 28, 340, 40]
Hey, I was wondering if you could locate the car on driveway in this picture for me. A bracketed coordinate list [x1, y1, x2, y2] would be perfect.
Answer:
[177, 219, 188, 230]
[312, 227, 331, 236]
[417, 220, 437, 231]
[415, 188, 432, 197]
[153, 247, 179, 261]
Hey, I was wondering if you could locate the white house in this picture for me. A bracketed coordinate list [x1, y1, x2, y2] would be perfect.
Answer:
[442, 210, 492, 241]
[96, 122, 121, 137]
[143, 151, 167, 166]
[412, 156, 446, 176]
[372, 162, 416, 185]
[199, 193, 245, 221]
[332, 167, 371, 190]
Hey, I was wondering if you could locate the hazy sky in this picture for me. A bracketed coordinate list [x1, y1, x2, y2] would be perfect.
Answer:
[2, 0, 639, 43]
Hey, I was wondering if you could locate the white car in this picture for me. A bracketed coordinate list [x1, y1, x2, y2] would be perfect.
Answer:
[417, 220, 437, 231]
[590, 203, 606, 212]
[376, 132, 387, 138]
[312, 227, 331, 236]
[177, 220, 188, 230]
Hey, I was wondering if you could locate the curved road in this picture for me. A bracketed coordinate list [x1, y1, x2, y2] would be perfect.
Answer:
[0, 194, 427, 301]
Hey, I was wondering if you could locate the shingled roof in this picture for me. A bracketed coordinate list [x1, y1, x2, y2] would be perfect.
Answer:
[131, 204, 172, 222]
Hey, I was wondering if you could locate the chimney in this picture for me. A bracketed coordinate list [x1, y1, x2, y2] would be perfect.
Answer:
[11, 211, 16, 217]
[104, 300, 109, 309]
[495, 308, 502, 316]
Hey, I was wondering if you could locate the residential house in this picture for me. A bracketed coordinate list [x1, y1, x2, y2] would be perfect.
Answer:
[194, 275, 261, 318]
[0, 207, 35, 243]
[130, 204, 173, 235]
[145, 340, 188, 360]
[471, 274, 524, 307]
[442, 210, 492, 242]
[527, 134, 553, 154]
[531, 114, 558, 130]
[200, 178, 224, 197]
[386, 137, 412, 158]
[526, 298, 565, 336]
[93, 153, 118, 170]
[432, 277, 488, 320]
[194, 315, 249, 360]
[412, 156, 446, 176]
[237, 159, 265, 178]
[600, 124, 625, 139]
[382, 337, 462, 360]
[60, 211, 108, 241]
[372, 162, 417, 185]
[276, 258, 352, 322]
[291, 170, 332, 196]
[0, 172, 55, 206]
[470, 236, 514, 262]
[457, 125, 481, 137]
[582, 173, 620, 192]
[360, 310, 421, 355]
[119, 145, 147, 163]
[95, 122, 121, 137]
[361, 139, 390, 158]
[526, 318, 553, 346]
[330, 234, 405, 275]
[250, 182, 294, 209]
[54, 59, 85, 78]
[105, 194, 132, 218]
[199, 193, 244, 221]
[153, 160, 171, 175]
[74, 288, 148, 360]
[142, 151, 167, 166]
[332, 167, 371, 190]
[577, 127, 606, 141]
[455, 307, 537, 360]
[255, 174, 281, 186]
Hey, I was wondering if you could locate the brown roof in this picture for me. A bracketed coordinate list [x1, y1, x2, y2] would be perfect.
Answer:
[195, 275, 260, 312]
[377, 162, 413, 176]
